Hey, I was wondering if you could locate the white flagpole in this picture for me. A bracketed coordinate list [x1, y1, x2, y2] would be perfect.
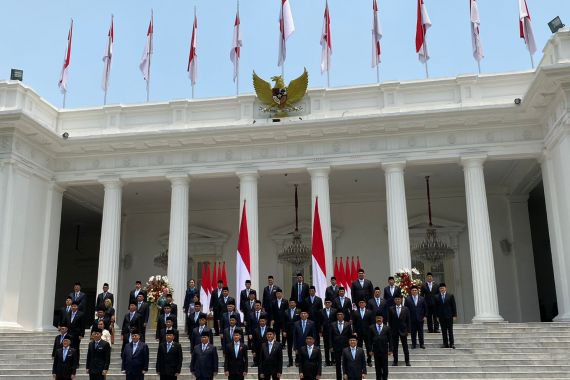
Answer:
[62, 93, 67, 109]
[376, 65, 380, 83]
[529, 53, 535, 69]
[192, 6, 196, 99]
[422, 22, 430, 79]
[236, 0, 240, 96]
[477, 61, 481, 74]
[147, 9, 153, 102]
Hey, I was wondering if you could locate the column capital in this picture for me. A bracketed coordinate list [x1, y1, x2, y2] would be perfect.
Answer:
[98, 176, 123, 189]
[49, 181, 66, 194]
[166, 172, 190, 186]
[237, 170, 259, 181]
[381, 161, 406, 173]
[460, 155, 487, 169]
[307, 166, 331, 177]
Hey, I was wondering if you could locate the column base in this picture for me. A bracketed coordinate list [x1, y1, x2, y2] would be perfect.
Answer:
[553, 313, 570, 322]
[0, 321, 24, 330]
[471, 314, 505, 323]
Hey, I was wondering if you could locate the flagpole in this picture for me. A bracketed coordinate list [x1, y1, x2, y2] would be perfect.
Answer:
[236, 0, 240, 96]
[529, 53, 535, 69]
[147, 9, 153, 102]
[477, 61, 481, 74]
[62, 92, 67, 109]
[376, 65, 380, 84]
[192, 6, 196, 99]
[421, 22, 430, 78]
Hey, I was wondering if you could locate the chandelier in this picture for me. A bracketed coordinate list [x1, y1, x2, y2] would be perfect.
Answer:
[411, 176, 454, 262]
[278, 185, 311, 269]
[154, 249, 169, 269]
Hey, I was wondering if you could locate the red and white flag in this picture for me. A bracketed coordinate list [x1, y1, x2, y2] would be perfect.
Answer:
[222, 262, 228, 287]
[415, 0, 432, 63]
[519, 0, 536, 55]
[470, 0, 484, 62]
[312, 197, 328, 298]
[338, 257, 346, 290]
[371, 0, 383, 67]
[139, 12, 153, 82]
[212, 262, 219, 290]
[188, 10, 198, 85]
[236, 201, 251, 303]
[200, 263, 209, 309]
[278, 0, 295, 67]
[320, 1, 332, 74]
[102, 16, 114, 92]
[230, 6, 242, 83]
[58, 19, 73, 94]
[344, 256, 352, 300]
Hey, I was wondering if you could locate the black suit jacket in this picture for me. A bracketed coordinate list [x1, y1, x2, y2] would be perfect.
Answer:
[251, 326, 269, 353]
[387, 306, 411, 336]
[96, 292, 114, 309]
[435, 293, 457, 319]
[368, 324, 391, 355]
[342, 347, 367, 379]
[320, 307, 338, 335]
[246, 310, 267, 334]
[91, 316, 111, 332]
[65, 311, 85, 338]
[304, 296, 324, 325]
[224, 342, 248, 375]
[156, 314, 177, 339]
[351, 309, 373, 336]
[186, 311, 207, 334]
[383, 286, 402, 308]
[220, 311, 242, 331]
[58, 306, 72, 327]
[121, 341, 150, 374]
[156, 341, 183, 376]
[405, 295, 427, 321]
[136, 301, 150, 324]
[351, 279, 375, 304]
[293, 320, 317, 350]
[332, 297, 352, 320]
[86, 340, 111, 374]
[259, 341, 283, 376]
[209, 287, 223, 312]
[183, 287, 199, 312]
[330, 322, 352, 352]
[298, 346, 322, 378]
[190, 343, 218, 378]
[367, 297, 387, 319]
[157, 328, 180, 344]
[290, 282, 310, 308]
[191, 326, 213, 352]
[420, 282, 439, 306]
[68, 292, 87, 312]
[283, 307, 301, 334]
[239, 288, 257, 314]
[262, 285, 280, 314]
[129, 289, 147, 305]
[52, 333, 73, 358]
[52, 347, 78, 377]
[271, 298, 289, 327]
[325, 285, 340, 302]
[121, 312, 144, 338]
[218, 296, 236, 315]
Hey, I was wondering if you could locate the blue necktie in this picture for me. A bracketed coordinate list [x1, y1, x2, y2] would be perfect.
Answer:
[63, 348, 68, 361]
[298, 284, 302, 301]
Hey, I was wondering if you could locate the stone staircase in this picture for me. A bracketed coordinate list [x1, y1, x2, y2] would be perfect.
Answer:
[0, 323, 569, 379]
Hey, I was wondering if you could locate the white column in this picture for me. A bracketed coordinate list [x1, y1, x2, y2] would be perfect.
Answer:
[461, 157, 503, 322]
[541, 153, 570, 321]
[96, 177, 123, 307]
[37, 183, 65, 330]
[308, 167, 334, 286]
[166, 174, 190, 316]
[238, 172, 259, 294]
[382, 162, 411, 275]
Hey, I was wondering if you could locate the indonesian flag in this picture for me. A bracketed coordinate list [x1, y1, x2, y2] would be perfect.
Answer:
[222, 262, 228, 287]
[470, 0, 484, 62]
[415, 0, 431, 63]
[312, 197, 328, 298]
[58, 19, 73, 94]
[218, 262, 223, 285]
[371, 0, 382, 68]
[320, 1, 332, 74]
[200, 263, 209, 309]
[236, 201, 251, 303]
[338, 258, 346, 290]
[102, 16, 114, 92]
[519, 0, 536, 55]
[356, 256, 362, 271]
[334, 258, 339, 281]
[278, 0, 295, 67]
[344, 256, 352, 300]
[139, 12, 153, 82]
[188, 11, 198, 85]
[230, 6, 242, 83]
[212, 262, 219, 289]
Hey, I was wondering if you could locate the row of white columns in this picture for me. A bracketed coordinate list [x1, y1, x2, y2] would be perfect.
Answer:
[94, 158, 505, 322]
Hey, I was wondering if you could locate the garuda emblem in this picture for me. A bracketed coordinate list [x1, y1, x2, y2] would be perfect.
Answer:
[253, 68, 308, 117]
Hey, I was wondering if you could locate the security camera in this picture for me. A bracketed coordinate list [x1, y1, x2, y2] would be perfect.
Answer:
[514, 98, 522, 105]
[62, 132, 69, 139]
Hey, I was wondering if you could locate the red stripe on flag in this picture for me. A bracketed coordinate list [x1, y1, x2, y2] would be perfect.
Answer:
[212, 262, 218, 287]
[339, 257, 346, 288]
[334, 257, 339, 279]
[415, 0, 425, 53]
[312, 198, 327, 275]
[222, 262, 228, 287]
[237, 201, 251, 270]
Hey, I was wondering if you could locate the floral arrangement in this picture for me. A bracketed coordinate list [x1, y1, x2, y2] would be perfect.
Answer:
[394, 268, 423, 299]
[145, 275, 173, 305]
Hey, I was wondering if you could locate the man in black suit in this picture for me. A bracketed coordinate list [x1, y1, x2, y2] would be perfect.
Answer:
[330, 311, 351, 380]
[368, 314, 391, 380]
[52, 336, 78, 380]
[190, 332, 219, 380]
[293, 311, 317, 365]
[129, 280, 147, 306]
[69, 282, 87, 313]
[156, 330, 183, 380]
[351, 299, 373, 366]
[351, 269, 375, 304]
[435, 283, 457, 349]
[121, 303, 144, 353]
[164, 294, 178, 318]
[239, 280, 256, 314]
[156, 304, 177, 340]
[259, 329, 283, 380]
[220, 303, 242, 347]
[52, 323, 73, 358]
[405, 285, 427, 349]
[57, 296, 73, 328]
[262, 276, 280, 319]
[421, 272, 440, 333]
[320, 299, 337, 366]
[271, 290, 288, 343]
[304, 286, 323, 346]
[191, 316, 213, 353]
[218, 288, 237, 331]
[186, 301, 206, 339]
[383, 277, 401, 309]
[183, 279, 199, 317]
[65, 301, 85, 357]
[282, 299, 300, 367]
[367, 287, 386, 319]
[95, 283, 114, 310]
[135, 294, 150, 341]
[342, 336, 367, 380]
[298, 335, 322, 380]
[86, 328, 111, 380]
[290, 273, 310, 310]
[243, 292, 258, 323]
[325, 276, 339, 302]
[91, 308, 111, 332]
[224, 331, 248, 380]
[157, 317, 180, 344]
[246, 301, 265, 346]
[387, 295, 411, 367]
[121, 329, 149, 379]
[222, 316, 244, 357]
[332, 287, 352, 321]
[209, 280, 224, 335]
[251, 316, 269, 367]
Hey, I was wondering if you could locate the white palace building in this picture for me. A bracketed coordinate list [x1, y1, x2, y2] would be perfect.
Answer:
[1, 30, 570, 332]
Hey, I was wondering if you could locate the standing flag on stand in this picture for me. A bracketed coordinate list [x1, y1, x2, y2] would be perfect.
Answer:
[102, 16, 114, 103]
[200, 263, 209, 308]
[415, 0, 432, 63]
[230, 4, 242, 84]
[470, 0, 484, 64]
[278, 0, 295, 67]
[344, 256, 352, 300]
[139, 11, 154, 101]
[58, 19, 73, 97]
[312, 198, 328, 299]
[320, 0, 332, 76]
[371, 0, 383, 69]
[188, 9, 198, 89]
[519, 0, 536, 64]
[236, 201, 251, 303]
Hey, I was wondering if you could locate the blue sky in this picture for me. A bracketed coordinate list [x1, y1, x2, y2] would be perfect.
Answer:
[0, 0, 565, 108]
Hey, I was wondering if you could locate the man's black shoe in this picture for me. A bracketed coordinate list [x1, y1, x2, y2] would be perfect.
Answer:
[392, 362, 398, 367]
[451, 345, 456, 349]
[420, 345, 426, 349]
[405, 362, 411, 367]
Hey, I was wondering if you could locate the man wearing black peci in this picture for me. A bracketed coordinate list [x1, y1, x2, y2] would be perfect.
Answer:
[224, 331, 248, 380]
[325, 276, 339, 302]
[191, 331, 218, 380]
[52, 336, 78, 380]
[290, 273, 310, 311]
[259, 329, 283, 380]
[383, 277, 401, 309]
[86, 328, 111, 380]
[320, 299, 337, 366]
[332, 287, 352, 321]
[129, 280, 147, 306]
[367, 287, 386, 320]
[405, 285, 427, 349]
[52, 323, 73, 359]
[342, 335, 367, 380]
[186, 301, 206, 339]
[435, 282, 457, 349]
[351, 268, 375, 304]
[298, 334, 322, 380]
[262, 276, 280, 319]
[251, 315, 269, 367]
[368, 313, 391, 380]
[387, 295, 411, 367]
[135, 293, 150, 341]
[304, 286, 323, 346]
[65, 301, 85, 358]
[351, 299, 373, 366]
[421, 272, 440, 333]
[239, 280, 256, 316]
[95, 283, 114, 310]
[271, 289, 288, 343]
[330, 311, 351, 380]
[282, 299, 300, 367]
[209, 280, 224, 335]
[156, 330, 183, 380]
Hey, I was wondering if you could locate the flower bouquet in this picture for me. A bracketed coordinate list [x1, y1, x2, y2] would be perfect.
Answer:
[394, 268, 423, 298]
[145, 275, 174, 305]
